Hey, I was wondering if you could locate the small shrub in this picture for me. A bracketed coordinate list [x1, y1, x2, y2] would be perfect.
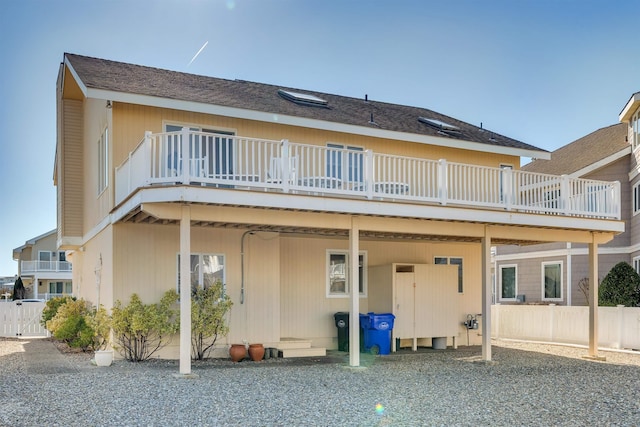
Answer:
[46, 299, 94, 350]
[599, 262, 640, 307]
[41, 296, 76, 327]
[191, 282, 233, 360]
[111, 290, 179, 362]
[85, 305, 112, 351]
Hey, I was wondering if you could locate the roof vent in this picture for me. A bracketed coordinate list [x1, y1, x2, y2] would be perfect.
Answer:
[278, 89, 328, 107]
[418, 117, 460, 134]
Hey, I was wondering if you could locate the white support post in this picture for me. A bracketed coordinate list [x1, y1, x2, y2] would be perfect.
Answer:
[181, 127, 190, 184]
[560, 174, 570, 215]
[588, 236, 600, 359]
[481, 228, 492, 361]
[438, 159, 448, 205]
[178, 205, 193, 376]
[349, 216, 360, 367]
[282, 139, 290, 193]
[365, 150, 374, 199]
[503, 167, 513, 211]
[143, 131, 152, 186]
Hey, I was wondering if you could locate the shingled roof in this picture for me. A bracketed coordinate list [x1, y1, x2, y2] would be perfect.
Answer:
[522, 123, 628, 176]
[64, 53, 545, 155]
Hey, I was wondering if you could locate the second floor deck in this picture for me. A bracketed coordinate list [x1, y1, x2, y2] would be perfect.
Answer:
[115, 129, 622, 222]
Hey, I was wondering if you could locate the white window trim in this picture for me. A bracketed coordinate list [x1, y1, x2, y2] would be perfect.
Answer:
[326, 249, 367, 298]
[541, 261, 563, 302]
[97, 127, 109, 195]
[633, 181, 640, 216]
[176, 252, 226, 294]
[633, 256, 640, 275]
[499, 264, 518, 302]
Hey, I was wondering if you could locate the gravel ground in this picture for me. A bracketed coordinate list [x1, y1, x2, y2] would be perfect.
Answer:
[1, 338, 640, 426]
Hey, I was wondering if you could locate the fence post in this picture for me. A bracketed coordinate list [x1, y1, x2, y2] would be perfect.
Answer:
[549, 304, 556, 343]
[281, 139, 290, 194]
[616, 304, 624, 349]
[560, 175, 570, 215]
[181, 127, 190, 184]
[438, 159, 448, 205]
[365, 150, 374, 199]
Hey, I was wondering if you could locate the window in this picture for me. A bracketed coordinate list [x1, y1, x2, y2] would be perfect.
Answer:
[499, 265, 517, 301]
[177, 253, 225, 295]
[165, 124, 235, 177]
[632, 109, 640, 151]
[327, 250, 367, 297]
[326, 144, 364, 184]
[434, 257, 463, 293]
[98, 127, 108, 194]
[49, 281, 72, 295]
[542, 261, 563, 301]
[633, 182, 640, 216]
[634, 256, 640, 275]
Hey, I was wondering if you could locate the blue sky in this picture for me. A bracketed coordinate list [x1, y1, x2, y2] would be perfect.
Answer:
[0, 0, 638, 276]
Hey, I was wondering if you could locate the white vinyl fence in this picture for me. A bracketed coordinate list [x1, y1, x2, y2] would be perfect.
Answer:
[492, 304, 640, 350]
[0, 301, 49, 337]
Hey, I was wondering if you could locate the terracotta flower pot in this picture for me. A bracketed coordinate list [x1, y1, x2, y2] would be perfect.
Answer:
[248, 343, 265, 361]
[229, 344, 247, 362]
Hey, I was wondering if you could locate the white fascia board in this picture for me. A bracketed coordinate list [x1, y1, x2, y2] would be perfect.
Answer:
[619, 92, 640, 123]
[568, 147, 631, 178]
[63, 57, 89, 97]
[494, 244, 631, 262]
[116, 186, 624, 234]
[86, 87, 549, 160]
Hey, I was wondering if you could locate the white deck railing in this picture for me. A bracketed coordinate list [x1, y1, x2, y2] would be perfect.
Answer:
[21, 261, 72, 273]
[115, 129, 621, 220]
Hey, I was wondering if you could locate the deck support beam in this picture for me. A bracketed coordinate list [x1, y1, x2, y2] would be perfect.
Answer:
[179, 204, 192, 375]
[481, 228, 492, 361]
[349, 216, 360, 367]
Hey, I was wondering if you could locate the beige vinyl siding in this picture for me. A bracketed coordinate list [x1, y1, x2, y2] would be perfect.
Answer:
[280, 237, 483, 348]
[110, 225, 280, 345]
[111, 103, 520, 175]
[60, 99, 84, 243]
[570, 253, 629, 306]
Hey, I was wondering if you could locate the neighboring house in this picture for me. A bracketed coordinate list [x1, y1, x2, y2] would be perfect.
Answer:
[12, 229, 73, 300]
[55, 53, 623, 370]
[496, 93, 640, 307]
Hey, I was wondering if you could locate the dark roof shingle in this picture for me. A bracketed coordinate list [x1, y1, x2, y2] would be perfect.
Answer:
[522, 123, 628, 176]
[65, 53, 545, 154]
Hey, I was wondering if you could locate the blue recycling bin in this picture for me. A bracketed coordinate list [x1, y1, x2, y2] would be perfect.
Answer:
[360, 312, 395, 355]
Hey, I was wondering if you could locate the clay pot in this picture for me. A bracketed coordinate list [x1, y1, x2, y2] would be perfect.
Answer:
[229, 344, 247, 362]
[248, 343, 265, 361]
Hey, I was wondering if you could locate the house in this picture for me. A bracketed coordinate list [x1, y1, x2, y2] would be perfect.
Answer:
[496, 93, 640, 306]
[55, 53, 623, 373]
[12, 229, 73, 300]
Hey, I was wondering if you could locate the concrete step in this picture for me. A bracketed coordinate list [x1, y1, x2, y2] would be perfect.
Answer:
[280, 346, 327, 358]
[277, 338, 312, 349]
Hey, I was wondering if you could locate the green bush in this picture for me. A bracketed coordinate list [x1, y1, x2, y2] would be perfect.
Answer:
[46, 299, 94, 350]
[191, 282, 233, 360]
[111, 290, 179, 362]
[41, 296, 76, 327]
[599, 262, 640, 307]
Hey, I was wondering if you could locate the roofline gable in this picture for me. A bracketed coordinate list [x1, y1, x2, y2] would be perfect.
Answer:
[620, 91, 640, 123]
[568, 146, 630, 178]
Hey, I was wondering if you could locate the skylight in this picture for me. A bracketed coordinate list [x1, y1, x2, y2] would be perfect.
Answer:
[418, 117, 460, 132]
[278, 89, 328, 107]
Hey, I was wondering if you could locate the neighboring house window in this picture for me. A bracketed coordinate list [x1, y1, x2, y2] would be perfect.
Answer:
[327, 250, 367, 297]
[499, 265, 517, 301]
[49, 281, 72, 295]
[434, 257, 464, 293]
[632, 109, 640, 151]
[542, 261, 563, 301]
[326, 143, 364, 183]
[177, 253, 225, 294]
[38, 251, 52, 269]
[633, 256, 640, 275]
[633, 182, 640, 216]
[98, 127, 109, 194]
